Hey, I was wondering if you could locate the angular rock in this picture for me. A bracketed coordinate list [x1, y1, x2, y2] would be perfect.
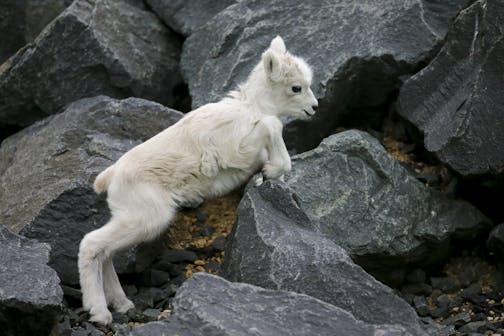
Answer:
[0, 96, 183, 284]
[24, 0, 74, 43]
[284, 130, 490, 275]
[126, 273, 417, 336]
[221, 180, 425, 334]
[0, 224, 63, 336]
[181, 0, 469, 152]
[398, 0, 504, 176]
[145, 0, 235, 36]
[0, 0, 182, 129]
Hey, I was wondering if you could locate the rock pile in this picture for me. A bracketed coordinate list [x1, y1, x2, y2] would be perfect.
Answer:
[1, 0, 503, 335]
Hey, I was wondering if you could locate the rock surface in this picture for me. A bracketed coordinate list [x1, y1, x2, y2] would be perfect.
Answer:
[0, 0, 73, 64]
[284, 130, 490, 275]
[221, 180, 426, 334]
[125, 273, 417, 336]
[0, 224, 63, 336]
[397, 0, 504, 176]
[181, 0, 469, 152]
[0, 0, 182, 129]
[0, 96, 183, 285]
[146, 0, 235, 36]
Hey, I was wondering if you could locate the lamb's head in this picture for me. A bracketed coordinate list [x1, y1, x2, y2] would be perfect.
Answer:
[261, 36, 318, 119]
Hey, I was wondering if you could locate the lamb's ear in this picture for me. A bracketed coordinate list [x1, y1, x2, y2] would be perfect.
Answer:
[269, 36, 286, 53]
[262, 50, 283, 82]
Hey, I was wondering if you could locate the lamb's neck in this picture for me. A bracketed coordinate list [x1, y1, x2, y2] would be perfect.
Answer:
[239, 78, 279, 116]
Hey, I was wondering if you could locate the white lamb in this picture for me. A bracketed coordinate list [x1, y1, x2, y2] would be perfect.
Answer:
[78, 36, 318, 325]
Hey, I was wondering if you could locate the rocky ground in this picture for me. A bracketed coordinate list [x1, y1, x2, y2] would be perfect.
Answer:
[1, 1, 504, 336]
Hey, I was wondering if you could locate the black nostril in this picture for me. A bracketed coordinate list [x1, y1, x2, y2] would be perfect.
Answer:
[312, 105, 318, 111]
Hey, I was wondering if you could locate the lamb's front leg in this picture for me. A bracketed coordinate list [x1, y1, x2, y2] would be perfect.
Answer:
[255, 116, 291, 185]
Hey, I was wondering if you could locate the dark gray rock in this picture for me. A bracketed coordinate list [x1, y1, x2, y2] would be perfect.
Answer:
[0, 0, 182, 129]
[487, 223, 504, 258]
[126, 273, 417, 336]
[0, 224, 63, 336]
[397, 0, 504, 176]
[0, 0, 28, 64]
[413, 296, 430, 317]
[145, 0, 235, 36]
[24, 0, 73, 43]
[284, 130, 491, 275]
[0, 96, 183, 284]
[181, 0, 469, 153]
[221, 180, 425, 334]
[430, 277, 460, 293]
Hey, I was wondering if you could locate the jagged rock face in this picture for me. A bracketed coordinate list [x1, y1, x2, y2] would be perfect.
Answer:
[125, 273, 418, 336]
[284, 130, 491, 276]
[0, 224, 63, 336]
[181, 0, 469, 153]
[398, 0, 504, 177]
[145, 0, 236, 36]
[0, 96, 183, 285]
[0, 0, 182, 129]
[221, 180, 426, 334]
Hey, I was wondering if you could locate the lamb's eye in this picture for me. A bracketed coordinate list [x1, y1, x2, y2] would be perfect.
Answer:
[292, 86, 302, 93]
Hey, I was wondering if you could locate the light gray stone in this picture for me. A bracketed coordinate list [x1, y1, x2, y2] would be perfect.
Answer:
[221, 180, 426, 334]
[125, 273, 416, 336]
[398, 0, 504, 176]
[145, 0, 235, 36]
[0, 0, 182, 129]
[0, 224, 63, 336]
[0, 96, 183, 284]
[284, 130, 491, 275]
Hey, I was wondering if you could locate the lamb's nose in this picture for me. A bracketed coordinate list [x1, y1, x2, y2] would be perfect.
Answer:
[312, 105, 318, 111]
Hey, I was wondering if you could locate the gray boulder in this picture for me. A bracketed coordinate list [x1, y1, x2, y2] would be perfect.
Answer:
[0, 0, 182, 129]
[221, 180, 426, 334]
[145, 0, 235, 36]
[0, 96, 183, 285]
[125, 273, 416, 336]
[181, 0, 469, 152]
[0, 224, 63, 336]
[284, 130, 490, 275]
[398, 0, 504, 176]
[0, 0, 73, 64]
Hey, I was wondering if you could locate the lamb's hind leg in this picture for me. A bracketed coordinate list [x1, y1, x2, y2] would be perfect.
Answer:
[79, 183, 176, 325]
[103, 257, 134, 313]
[78, 220, 120, 325]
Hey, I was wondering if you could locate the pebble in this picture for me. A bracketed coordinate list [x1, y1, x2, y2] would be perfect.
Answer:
[458, 321, 491, 333]
[413, 296, 429, 316]
[158, 249, 197, 264]
[431, 276, 461, 293]
[212, 235, 227, 251]
[140, 269, 171, 287]
[201, 226, 216, 236]
[142, 308, 161, 322]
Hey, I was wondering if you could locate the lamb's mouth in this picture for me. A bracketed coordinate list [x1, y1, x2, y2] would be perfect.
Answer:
[303, 109, 314, 117]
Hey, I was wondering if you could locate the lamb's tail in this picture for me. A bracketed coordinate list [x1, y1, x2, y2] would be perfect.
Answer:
[93, 165, 115, 194]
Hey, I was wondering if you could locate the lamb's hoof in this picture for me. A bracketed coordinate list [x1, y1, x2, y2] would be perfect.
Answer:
[114, 298, 135, 313]
[89, 307, 113, 325]
[254, 174, 264, 186]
